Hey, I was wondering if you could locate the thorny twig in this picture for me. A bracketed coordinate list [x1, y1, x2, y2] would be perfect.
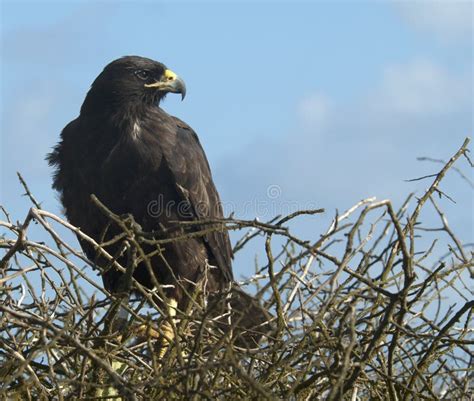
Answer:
[0, 137, 472, 400]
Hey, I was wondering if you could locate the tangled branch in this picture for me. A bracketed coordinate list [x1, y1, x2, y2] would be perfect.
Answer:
[0, 138, 472, 400]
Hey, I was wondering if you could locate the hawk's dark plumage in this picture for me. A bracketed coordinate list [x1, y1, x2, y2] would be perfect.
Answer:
[48, 56, 234, 304]
[48, 57, 270, 345]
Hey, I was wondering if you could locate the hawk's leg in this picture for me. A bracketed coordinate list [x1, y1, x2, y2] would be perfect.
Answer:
[136, 298, 178, 358]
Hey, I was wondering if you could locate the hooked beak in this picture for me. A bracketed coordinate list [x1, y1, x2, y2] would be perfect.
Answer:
[144, 69, 186, 100]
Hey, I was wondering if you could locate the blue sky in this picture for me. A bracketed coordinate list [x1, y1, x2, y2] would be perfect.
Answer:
[1, 1, 472, 278]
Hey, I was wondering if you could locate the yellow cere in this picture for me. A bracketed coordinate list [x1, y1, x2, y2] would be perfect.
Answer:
[144, 69, 178, 88]
[164, 69, 178, 81]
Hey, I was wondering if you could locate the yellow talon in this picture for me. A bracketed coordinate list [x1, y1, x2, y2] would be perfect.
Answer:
[135, 299, 178, 358]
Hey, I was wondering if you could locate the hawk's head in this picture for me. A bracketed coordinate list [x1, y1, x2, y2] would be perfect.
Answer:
[82, 56, 186, 113]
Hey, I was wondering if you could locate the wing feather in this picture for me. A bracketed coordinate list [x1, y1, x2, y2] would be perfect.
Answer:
[160, 116, 233, 281]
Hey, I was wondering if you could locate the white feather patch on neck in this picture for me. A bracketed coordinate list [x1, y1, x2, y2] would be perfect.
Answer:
[131, 121, 141, 140]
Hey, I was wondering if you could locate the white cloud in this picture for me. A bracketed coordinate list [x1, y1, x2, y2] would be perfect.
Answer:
[366, 60, 471, 115]
[1, 3, 112, 65]
[2, 81, 67, 181]
[220, 58, 472, 219]
[297, 93, 332, 131]
[396, 1, 473, 41]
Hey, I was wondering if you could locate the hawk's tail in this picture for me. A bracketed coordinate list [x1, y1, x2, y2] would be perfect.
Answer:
[207, 284, 273, 349]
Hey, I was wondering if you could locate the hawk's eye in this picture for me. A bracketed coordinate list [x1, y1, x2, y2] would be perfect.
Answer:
[135, 70, 150, 80]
